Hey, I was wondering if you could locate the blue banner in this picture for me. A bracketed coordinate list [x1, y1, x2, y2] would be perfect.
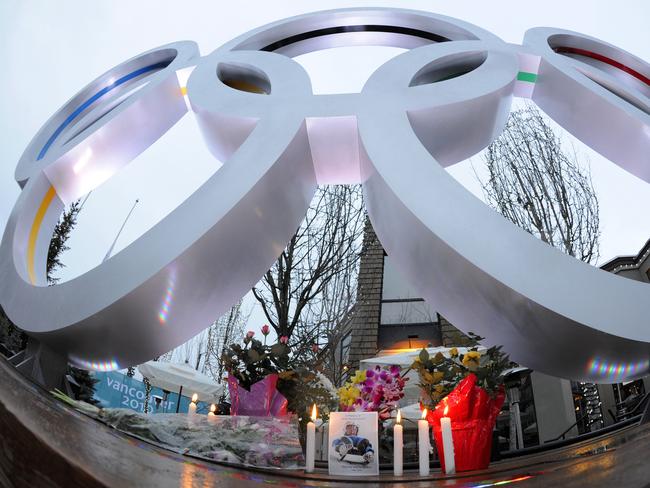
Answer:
[93, 371, 211, 414]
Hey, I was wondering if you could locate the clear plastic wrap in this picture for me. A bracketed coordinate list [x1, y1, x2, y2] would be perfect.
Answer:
[99, 409, 304, 469]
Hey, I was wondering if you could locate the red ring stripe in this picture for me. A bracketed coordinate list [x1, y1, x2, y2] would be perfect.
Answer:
[554, 46, 650, 87]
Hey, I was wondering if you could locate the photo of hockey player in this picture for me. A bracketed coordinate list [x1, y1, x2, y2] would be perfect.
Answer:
[332, 422, 375, 463]
[328, 412, 379, 475]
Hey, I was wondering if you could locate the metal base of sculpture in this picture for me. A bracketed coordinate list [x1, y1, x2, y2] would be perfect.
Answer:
[3, 355, 650, 487]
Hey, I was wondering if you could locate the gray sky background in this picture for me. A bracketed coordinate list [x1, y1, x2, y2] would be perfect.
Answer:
[1, 1, 649, 343]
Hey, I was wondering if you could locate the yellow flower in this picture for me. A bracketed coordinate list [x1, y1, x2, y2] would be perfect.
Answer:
[351, 369, 367, 385]
[422, 371, 434, 384]
[449, 347, 459, 358]
[421, 370, 444, 385]
[462, 351, 482, 370]
[338, 385, 360, 406]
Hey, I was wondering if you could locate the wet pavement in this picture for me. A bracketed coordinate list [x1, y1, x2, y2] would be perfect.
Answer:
[2, 357, 650, 487]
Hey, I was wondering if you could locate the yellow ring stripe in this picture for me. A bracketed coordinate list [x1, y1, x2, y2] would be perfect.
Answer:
[27, 185, 57, 285]
[222, 79, 268, 94]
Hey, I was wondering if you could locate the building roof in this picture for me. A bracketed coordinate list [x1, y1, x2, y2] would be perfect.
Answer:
[600, 237, 650, 274]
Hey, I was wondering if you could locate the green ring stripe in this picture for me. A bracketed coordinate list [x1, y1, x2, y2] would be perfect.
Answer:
[517, 71, 538, 83]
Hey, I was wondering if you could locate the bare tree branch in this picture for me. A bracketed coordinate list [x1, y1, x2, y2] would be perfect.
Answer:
[159, 301, 249, 384]
[251, 184, 365, 382]
[478, 103, 600, 264]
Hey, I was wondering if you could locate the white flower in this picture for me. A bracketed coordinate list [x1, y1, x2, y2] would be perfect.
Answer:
[315, 372, 337, 397]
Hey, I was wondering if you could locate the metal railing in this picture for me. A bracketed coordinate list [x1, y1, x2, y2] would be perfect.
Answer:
[543, 392, 650, 444]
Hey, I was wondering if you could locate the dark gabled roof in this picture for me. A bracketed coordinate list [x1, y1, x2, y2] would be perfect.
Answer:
[600, 237, 650, 273]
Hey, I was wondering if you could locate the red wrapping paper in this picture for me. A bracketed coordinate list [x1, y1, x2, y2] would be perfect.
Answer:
[427, 373, 505, 472]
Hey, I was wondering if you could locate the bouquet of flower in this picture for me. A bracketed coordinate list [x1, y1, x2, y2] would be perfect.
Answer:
[427, 373, 505, 472]
[338, 365, 408, 420]
[51, 390, 305, 469]
[278, 368, 338, 433]
[221, 330, 291, 391]
[411, 334, 511, 471]
[105, 410, 305, 469]
[222, 328, 337, 420]
[410, 333, 511, 410]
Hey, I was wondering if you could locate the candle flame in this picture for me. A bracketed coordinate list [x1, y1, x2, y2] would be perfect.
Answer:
[191, 393, 198, 403]
[396, 410, 401, 424]
[444, 404, 449, 416]
[311, 403, 318, 421]
[421, 408, 427, 419]
[210, 404, 216, 413]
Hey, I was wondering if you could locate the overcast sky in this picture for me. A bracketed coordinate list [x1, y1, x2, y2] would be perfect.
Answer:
[1, 1, 649, 343]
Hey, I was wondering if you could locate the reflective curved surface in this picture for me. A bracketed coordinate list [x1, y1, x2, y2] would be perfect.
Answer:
[0, 9, 649, 381]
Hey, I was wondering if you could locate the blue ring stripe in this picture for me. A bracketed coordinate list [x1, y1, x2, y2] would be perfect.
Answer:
[37, 61, 170, 161]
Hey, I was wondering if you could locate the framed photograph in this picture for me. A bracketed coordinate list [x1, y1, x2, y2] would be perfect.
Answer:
[328, 412, 379, 476]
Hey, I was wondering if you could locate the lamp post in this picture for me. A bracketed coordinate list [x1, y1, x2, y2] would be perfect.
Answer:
[102, 199, 139, 263]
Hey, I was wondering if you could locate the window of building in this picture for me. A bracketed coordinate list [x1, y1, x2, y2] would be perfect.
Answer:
[339, 331, 351, 367]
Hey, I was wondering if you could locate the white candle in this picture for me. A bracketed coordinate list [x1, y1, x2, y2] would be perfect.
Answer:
[188, 393, 198, 415]
[394, 409, 403, 476]
[305, 404, 317, 473]
[208, 403, 217, 423]
[418, 408, 430, 476]
[440, 404, 456, 475]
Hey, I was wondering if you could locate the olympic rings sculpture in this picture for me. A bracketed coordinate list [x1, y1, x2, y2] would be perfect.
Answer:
[1, 9, 649, 381]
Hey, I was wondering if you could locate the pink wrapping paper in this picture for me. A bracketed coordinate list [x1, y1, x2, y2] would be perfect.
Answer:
[228, 374, 288, 417]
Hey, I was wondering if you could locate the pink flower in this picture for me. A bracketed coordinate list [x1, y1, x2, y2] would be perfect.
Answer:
[246, 331, 255, 339]
[261, 324, 270, 336]
[279, 336, 289, 344]
[311, 343, 319, 353]
[340, 365, 408, 415]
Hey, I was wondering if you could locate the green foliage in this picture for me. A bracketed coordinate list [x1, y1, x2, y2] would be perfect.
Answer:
[270, 342, 288, 356]
[222, 335, 338, 423]
[0, 306, 27, 354]
[221, 336, 291, 390]
[277, 367, 338, 431]
[410, 332, 512, 409]
[69, 366, 100, 406]
[47, 200, 81, 284]
[143, 377, 152, 413]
